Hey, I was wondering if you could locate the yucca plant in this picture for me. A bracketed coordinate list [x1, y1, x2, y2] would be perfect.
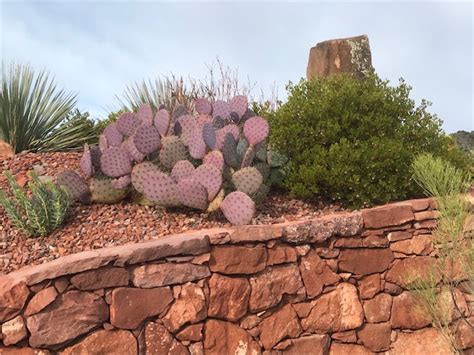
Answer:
[0, 171, 71, 237]
[0, 63, 96, 153]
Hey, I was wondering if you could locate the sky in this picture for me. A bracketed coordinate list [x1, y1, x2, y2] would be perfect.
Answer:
[0, 1, 473, 133]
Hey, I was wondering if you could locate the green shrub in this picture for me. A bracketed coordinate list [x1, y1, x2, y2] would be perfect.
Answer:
[0, 171, 72, 237]
[0, 63, 96, 153]
[268, 73, 471, 207]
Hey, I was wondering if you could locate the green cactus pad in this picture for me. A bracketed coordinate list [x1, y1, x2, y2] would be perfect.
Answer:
[231, 167, 263, 196]
[159, 136, 187, 169]
[90, 178, 128, 204]
[223, 133, 239, 169]
[240, 146, 256, 168]
[131, 162, 160, 194]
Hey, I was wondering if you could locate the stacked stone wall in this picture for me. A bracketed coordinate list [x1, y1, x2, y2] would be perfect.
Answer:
[0, 198, 473, 354]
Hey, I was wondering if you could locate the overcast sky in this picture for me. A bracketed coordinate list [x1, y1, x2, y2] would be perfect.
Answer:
[1, 1, 472, 133]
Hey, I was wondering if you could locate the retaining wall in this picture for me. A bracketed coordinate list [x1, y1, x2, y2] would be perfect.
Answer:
[0, 198, 473, 354]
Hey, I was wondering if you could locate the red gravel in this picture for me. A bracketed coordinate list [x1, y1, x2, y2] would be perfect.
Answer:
[0, 152, 344, 274]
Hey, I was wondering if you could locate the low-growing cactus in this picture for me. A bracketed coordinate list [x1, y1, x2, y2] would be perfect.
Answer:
[56, 95, 277, 225]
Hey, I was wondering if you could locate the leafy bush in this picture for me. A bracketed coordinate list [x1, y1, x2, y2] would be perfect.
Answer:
[268, 73, 471, 207]
[408, 154, 472, 352]
[0, 63, 96, 153]
[0, 171, 72, 237]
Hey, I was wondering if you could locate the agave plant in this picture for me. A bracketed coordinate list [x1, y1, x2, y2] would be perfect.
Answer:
[0, 63, 96, 153]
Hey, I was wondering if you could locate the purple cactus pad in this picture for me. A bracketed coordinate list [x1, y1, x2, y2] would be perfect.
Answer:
[177, 178, 208, 210]
[192, 163, 222, 201]
[80, 144, 93, 178]
[100, 146, 133, 178]
[212, 100, 231, 119]
[220, 191, 255, 226]
[116, 112, 139, 136]
[243, 117, 269, 146]
[189, 126, 207, 159]
[203, 151, 225, 172]
[137, 104, 154, 126]
[195, 98, 213, 115]
[171, 160, 195, 183]
[103, 124, 124, 147]
[202, 123, 216, 150]
[154, 109, 171, 137]
[111, 175, 131, 189]
[229, 95, 248, 118]
[133, 125, 161, 154]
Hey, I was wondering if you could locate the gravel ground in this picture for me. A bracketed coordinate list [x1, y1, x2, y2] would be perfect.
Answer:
[0, 152, 344, 274]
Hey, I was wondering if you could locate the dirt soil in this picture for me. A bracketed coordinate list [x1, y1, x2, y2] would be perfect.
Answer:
[0, 152, 344, 274]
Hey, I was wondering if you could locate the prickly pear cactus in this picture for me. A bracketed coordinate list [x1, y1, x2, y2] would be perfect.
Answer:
[63, 97, 279, 226]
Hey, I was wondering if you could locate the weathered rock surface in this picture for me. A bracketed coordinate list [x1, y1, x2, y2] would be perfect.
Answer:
[385, 256, 439, 287]
[282, 334, 330, 354]
[301, 283, 363, 333]
[339, 248, 394, 275]
[109, 287, 173, 329]
[357, 322, 391, 352]
[0, 140, 14, 161]
[249, 264, 305, 312]
[358, 273, 381, 299]
[24, 287, 58, 316]
[60, 329, 137, 354]
[176, 323, 203, 342]
[362, 204, 414, 229]
[258, 304, 302, 349]
[390, 234, 433, 255]
[1, 315, 27, 345]
[306, 35, 373, 80]
[208, 273, 250, 321]
[131, 263, 210, 288]
[26, 291, 109, 348]
[162, 283, 207, 332]
[70, 267, 129, 290]
[299, 250, 340, 298]
[389, 328, 452, 354]
[0, 279, 30, 322]
[363, 293, 392, 323]
[144, 322, 189, 355]
[329, 342, 372, 355]
[267, 244, 297, 265]
[209, 245, 267, 274]
[203, 319, 260, 354]
[391, 291, 431, 329]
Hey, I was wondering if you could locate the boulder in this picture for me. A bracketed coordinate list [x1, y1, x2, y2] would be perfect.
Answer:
[60, 330, 137, 354]
[208, 273, 250, 321]
[307, 35, 373, 80]
[203, 319, 260, 354]
[249, 264, 305, 312]
[301, 283, 363, 333]
[109, 287, 173, 329]
[258, 304, 302, 349]
[1, 315, 27, 346]
[26, 291, 109, 348]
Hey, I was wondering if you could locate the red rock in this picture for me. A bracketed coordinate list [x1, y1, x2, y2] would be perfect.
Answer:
[267, 244, 297, 265]
[390, 328, 452, 354]
[384, 282, 403, 295]
[176, 324, 203, 342]
[144, 322, 189, 355]
[363, 293, 392, 323]
[357, 322, 391, 351]
[1, 315, 27, 346]
[110, 287, 173, 329]
[455, 317, 474, 349]
[391, 291, 431, 329]
[0, 348, 50, 354]
[389, 235, 433, 255]
[387, 231, 412, 242]
[26, 291, 109, 348]
[315, 247, 339, 259]
[188, 342, 203, 355]
[334, 235, 388, 248]
[209, 245, 267, 274]
[203, 319, 260, 354]
[53, 278, 69, 293]
[162, 283, 207, 332]
[59, 329, 137, 354]
[249, 264, 305, 312]
[24, 287, 58, 316]
[329, 343, 372, 355]
[131, 263, 210, 288]
[301, 283, 363, 333]
[307, 35, 373, 80]
[385, 256, 440, 287]
[70, 266, 129, 290]
[0, 278, 30, 322]
[228, 225, 282, 243]
[414, 220, 437, 229]
[283, 334, 330, 354]
[299, 250, 340, 298]
[362, 204, 414, 229]
[259, 304, 302, 349]
[0, 140, 14, 161]
[208, 273, 250, 321]
[358, 273, 381, 299]
[414, 210, 439, 221]
[339, 248, 394, 275]
[405, 198, 433, 212]
[331, 330, 357, 343]
[240, 315, 262, 330]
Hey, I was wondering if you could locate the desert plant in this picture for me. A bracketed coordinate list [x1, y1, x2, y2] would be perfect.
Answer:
[0, 63, 95, 153]
[268, 73, 470, 208]
[0, 171, 72, 237]
[408, 154, 473, 353]
[57, 96, 279, 226]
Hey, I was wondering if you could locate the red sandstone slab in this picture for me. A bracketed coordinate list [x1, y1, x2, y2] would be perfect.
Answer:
[362, 203, 414, 229]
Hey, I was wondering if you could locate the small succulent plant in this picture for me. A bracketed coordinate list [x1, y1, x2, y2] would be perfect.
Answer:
[57, 95, 279, 226]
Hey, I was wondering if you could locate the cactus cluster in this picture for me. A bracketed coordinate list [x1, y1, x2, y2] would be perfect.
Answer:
[57, 96, 285, 226]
